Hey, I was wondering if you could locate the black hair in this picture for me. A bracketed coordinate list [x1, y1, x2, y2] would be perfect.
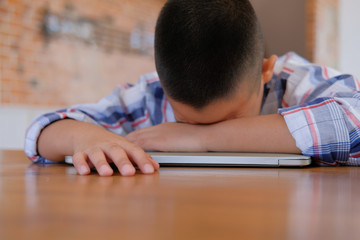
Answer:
[155, 0, 264, 109]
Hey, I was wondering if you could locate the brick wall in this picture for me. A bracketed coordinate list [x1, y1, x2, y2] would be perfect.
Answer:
[0, 0, 166, 107]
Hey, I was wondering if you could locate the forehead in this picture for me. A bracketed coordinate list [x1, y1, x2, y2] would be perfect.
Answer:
[168, 89, 259, 124]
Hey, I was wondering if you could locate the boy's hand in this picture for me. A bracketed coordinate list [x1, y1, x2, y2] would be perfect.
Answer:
[38, 119, 159, 177]
[72, 131, 159, 177]
[126, 122, 208, 152]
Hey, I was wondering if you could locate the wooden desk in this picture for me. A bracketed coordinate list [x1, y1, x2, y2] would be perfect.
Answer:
[1, 150, 359, 240]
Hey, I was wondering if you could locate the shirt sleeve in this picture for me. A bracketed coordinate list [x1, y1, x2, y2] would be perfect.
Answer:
[279, 76, 360, 166]
[24, 72, 175, 163]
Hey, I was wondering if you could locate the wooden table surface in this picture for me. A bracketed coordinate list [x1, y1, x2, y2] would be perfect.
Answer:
[1, 150, 360, 240]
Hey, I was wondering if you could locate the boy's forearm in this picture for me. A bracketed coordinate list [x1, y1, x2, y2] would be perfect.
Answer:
[38, 119, 95, 161]
[205, 114, 301, 154]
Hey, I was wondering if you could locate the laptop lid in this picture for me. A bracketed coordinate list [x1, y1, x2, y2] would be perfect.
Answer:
[65, 152, 311, 167]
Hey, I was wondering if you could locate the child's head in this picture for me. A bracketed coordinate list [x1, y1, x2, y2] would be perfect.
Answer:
[155, 0, 276, 124]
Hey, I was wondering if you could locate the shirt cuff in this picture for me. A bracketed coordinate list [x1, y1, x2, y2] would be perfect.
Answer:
[278, 97, 350, 165]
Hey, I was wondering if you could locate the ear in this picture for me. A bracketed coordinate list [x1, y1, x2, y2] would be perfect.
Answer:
[262, 55, 277, 84]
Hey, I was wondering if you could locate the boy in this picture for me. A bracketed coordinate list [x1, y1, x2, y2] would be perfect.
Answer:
[25, 0, 360, 176]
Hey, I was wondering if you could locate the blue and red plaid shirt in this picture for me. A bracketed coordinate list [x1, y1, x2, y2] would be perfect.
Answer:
[25, 52, 360, 166]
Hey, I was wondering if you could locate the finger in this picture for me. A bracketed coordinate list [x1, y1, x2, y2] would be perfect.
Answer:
[103, 144, 136, 176]
[87, 148, 114, 177]
[125, 133, 160, 169]
[124, 144, 156, 174]
[72, 152, 91, 175]
[147, 153, 160, 170]
[139, 151, 160, 170]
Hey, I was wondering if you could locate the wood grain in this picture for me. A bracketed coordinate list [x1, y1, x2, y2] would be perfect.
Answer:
[1, 150, 359, 240]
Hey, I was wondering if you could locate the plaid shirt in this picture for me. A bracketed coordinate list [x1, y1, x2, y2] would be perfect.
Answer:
[25, 52, 360, 166]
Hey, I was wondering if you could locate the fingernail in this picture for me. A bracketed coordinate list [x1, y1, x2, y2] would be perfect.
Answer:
[121, 164, 135, 176]
[100, 165, 112, 176]
[79, 165, 89, 175]
[143, 164, 154, 174]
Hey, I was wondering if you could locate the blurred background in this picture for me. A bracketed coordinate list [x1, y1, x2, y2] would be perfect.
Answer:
[0, 0, 359, 149]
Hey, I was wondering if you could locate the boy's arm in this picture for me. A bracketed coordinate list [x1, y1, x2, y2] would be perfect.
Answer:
[126, 114, 301, 154]
[128, 92, 360, 166]
[25, 72, 170, 176]
[206, 114, 301, 153]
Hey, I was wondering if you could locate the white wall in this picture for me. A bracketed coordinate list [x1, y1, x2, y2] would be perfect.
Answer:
[0, 106, 55, 150]
[339, 0, 360, 78]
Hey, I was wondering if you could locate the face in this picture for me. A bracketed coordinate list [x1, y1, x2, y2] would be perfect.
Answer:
[168, 81, 265, 125]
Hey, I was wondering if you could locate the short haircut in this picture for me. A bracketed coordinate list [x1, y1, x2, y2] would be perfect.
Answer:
[155, 0, 265, 109]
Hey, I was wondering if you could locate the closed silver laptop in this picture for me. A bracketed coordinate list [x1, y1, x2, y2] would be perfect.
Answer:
[148, 152, 311, 167]
[65, 152, 311, 167]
